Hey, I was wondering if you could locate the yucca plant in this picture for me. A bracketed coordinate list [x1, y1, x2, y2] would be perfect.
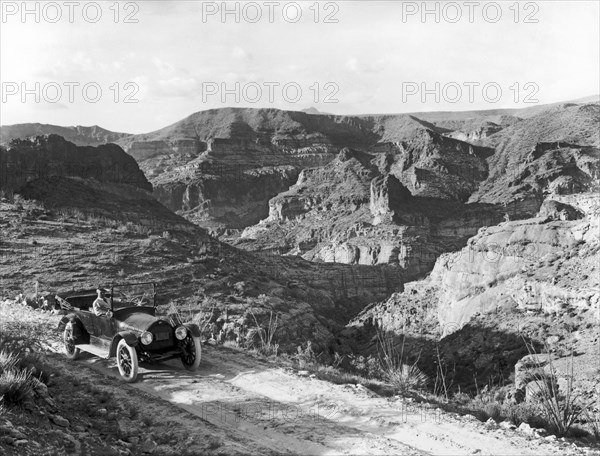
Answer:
[377, 331, 427, 394]
[0, 366, 37, 407]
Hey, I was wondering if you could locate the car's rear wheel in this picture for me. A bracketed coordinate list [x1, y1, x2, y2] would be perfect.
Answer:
[116, 339, 138, 382]
[181, 334, 201, 371]
[63, 322, 81, 360]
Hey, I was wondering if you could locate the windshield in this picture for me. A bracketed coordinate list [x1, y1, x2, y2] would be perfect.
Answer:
[110, 283, 155, 310]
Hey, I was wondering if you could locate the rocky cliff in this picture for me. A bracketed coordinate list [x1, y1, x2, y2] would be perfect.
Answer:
[236, 147, 504, 282]
[345, 192, 599, 390]
[0, 135, 151, 193]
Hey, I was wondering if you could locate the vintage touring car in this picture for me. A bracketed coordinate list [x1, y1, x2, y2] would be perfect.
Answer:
[56, 282, 201, 382]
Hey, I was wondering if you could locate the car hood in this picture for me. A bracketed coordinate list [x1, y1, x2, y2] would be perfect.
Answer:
[118, 312, 172, 332]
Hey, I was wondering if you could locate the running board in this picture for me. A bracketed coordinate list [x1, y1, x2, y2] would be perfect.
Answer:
[77, 344, 110, 359]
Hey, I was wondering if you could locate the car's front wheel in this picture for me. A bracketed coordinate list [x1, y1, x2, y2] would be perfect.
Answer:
[181, 333, 201, 371]
[116, 339, 138, 382]
[63, 322, 81, 360]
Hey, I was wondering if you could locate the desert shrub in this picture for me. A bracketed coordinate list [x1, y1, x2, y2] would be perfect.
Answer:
[294, 341, 316, 368]
[583, 408, 600, 440]
[502, 402, 545, 428]
[347, 354, 381, 378]
[248, 309, 279, 357]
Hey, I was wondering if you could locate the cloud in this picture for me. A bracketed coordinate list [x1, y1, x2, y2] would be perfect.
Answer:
[155, 77, 199, 98]
[345, 57, 385, 74]
[232, 46, 253, 61]
[152, 57, 177, 76]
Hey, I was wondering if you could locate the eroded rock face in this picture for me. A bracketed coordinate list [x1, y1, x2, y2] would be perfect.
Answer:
[0, 135, 151, 193]
[432, 213, 599, 332]
[236, 143, 504, 281]
[369, 174, 411, 224]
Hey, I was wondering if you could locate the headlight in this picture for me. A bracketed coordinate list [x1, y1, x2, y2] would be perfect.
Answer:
[140, 331, 153, 345]
[175, 326, 188, 340]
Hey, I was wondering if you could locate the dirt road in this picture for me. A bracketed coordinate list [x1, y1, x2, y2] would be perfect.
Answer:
[50, 344, 598, 456]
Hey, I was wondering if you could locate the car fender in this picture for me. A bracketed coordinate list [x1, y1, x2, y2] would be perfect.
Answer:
[57, 314, 80, 332]
[58, 315, 89, 343]
[57, 315, 72, 332]
[183, 323, 201, 338]
[109, 331, 139, 357]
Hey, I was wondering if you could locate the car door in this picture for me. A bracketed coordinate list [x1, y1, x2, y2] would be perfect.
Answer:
[77, 310, 102, 337]
[95, 314, 118, 339]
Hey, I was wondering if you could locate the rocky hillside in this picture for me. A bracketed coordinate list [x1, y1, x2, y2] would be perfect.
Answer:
[107, 109, 497, 232]
[0, 135, 151, 193]
[471, 103, 600, 207]
[345, 192, 599, 394]
[0, 136, 405, 351]
[119, 108, 379, 231]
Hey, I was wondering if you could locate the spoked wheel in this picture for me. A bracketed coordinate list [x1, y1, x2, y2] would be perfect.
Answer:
[180, 334, 202, 371]
[63, 322, 80, 360]
[116, 339, 138, 382]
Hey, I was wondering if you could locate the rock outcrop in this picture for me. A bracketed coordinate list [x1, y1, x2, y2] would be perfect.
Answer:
[369, 174, 411, 224]
[0, 135, 151, 193]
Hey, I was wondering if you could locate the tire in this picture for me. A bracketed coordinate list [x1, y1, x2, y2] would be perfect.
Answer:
[181, 333, 202, 371]
[116, 339, 138, 382]
[63, 322, 81, 360]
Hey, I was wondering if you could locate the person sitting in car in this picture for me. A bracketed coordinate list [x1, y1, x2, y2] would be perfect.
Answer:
[93, 289, 111, 316]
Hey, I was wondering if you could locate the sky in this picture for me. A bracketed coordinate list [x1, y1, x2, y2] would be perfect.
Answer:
[1, 0, 599, 133]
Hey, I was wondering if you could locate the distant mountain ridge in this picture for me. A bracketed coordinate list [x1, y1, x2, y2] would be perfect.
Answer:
[0, 123, 131, 147]
[2, 94, 597, 147]
[1, 97, 598, 263]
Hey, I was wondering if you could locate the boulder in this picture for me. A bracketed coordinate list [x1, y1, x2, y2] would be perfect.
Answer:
[538, 200, 585, 221]
[514, 354, 557, 403]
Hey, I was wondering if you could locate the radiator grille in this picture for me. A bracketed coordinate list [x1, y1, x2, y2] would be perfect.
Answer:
[148, 325, 174, 350]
